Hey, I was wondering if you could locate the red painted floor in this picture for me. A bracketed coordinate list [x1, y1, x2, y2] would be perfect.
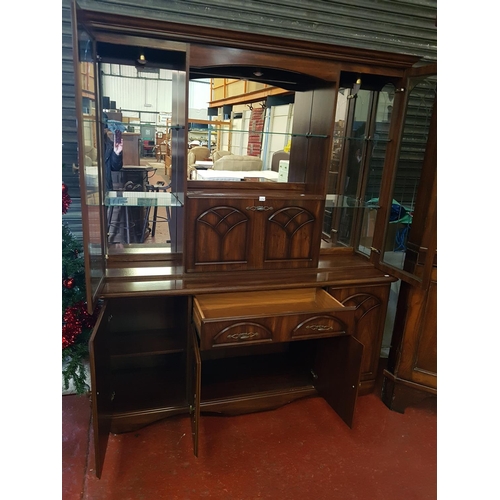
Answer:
[62, 370, 437, 500]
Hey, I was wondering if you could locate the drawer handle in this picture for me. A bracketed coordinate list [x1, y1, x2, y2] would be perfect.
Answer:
[306, 324, 335, 332]
[246, 206, 273, 211]
[227, 332, 259, 340]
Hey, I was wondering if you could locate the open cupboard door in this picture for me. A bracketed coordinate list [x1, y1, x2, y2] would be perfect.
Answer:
[189, 327, 201, 457]
[88, 303, 113, 478]
[313, 335, 364, 428]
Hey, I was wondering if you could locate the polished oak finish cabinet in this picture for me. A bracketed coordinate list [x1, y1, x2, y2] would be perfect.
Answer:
[71, 1, 434, 479]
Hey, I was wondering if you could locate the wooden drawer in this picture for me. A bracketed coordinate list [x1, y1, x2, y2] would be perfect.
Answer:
[286, 312, 352, 340]
[193, 288, 355, 350]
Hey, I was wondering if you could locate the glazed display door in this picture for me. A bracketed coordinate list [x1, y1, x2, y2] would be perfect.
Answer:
[71, 2, 106, 314]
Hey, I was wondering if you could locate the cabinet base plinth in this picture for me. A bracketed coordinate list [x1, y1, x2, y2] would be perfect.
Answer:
[381, 371, 436, 414]
[200, 386, 318, 416]
[110, 405, 188, 434]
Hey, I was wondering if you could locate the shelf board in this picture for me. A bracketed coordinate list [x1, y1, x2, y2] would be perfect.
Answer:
[110, 328, 185, 358]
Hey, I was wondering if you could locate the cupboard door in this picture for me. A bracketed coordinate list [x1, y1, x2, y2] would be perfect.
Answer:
[261, 199, 323, 269]
[185, 195, 323, 271]
[189, 327, 201, 457]
[313, 335, 363, 428]
[88, 302, 112, 479]
[185, 197, 256, 272]
[328, 284, 390, 394]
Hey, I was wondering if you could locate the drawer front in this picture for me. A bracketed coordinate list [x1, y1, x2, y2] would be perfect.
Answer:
[286, 312, 352, 340]
[200, 319, 276, 350]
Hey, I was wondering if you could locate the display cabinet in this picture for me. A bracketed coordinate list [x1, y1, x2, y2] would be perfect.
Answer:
[71, 0, 435, 478]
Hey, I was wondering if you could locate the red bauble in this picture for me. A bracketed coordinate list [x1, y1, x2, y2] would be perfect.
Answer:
[63, 277, 75, 289]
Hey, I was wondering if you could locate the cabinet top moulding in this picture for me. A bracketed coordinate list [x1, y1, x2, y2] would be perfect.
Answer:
[75, 7, 421, 72]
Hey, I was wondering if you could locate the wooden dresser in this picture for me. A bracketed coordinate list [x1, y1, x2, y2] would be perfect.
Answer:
[71, 2, 436, 478]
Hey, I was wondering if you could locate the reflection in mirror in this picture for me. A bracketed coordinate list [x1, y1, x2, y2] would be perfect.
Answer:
[78, 28, 103, 300]
[98, 62, 180, 252]
[322, 84, 396, 252]
[381, 76, 436, 271]
[188, 77, 294, 183]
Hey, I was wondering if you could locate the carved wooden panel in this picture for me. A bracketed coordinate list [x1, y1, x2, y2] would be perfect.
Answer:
[185, 196, 323, 272]
[265, 206, 316, 260]
[194, 205, 250, 265]
[211, 321, 274, 348]
[185, 197, 255, 272]
[291, 314, 347, 339]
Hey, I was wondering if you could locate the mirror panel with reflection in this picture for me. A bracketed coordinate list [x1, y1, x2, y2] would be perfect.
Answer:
[187, 81, 297, 184]
[93, 44, 187, 253]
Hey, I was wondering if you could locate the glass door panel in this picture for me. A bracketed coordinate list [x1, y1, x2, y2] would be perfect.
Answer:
[323, 84, 396, 252]
[357, 84, 396, 255]
[381, 75, 437, 271]
[72, 12, 105, 312]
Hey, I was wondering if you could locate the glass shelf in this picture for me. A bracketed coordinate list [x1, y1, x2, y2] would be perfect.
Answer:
[189, 126, 328, 139]
[331, 135, 391, 143]
[105, 190, 183, 207]
[325, 195, 380, 209]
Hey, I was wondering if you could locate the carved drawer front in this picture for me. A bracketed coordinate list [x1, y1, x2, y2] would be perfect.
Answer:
[193, 288, 354, 350]
[198, 319, 275, 350]
[288, 314, 350, 340]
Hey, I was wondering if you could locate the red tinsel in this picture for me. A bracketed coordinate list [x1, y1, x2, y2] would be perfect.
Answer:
[63, 182, 72, 214]
[62, 305, 82, 349]
[62, 301, 101, 349]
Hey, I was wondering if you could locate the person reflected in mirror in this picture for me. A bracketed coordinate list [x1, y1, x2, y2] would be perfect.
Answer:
[103, 115, 126, 245]
[104, 117, 124, 190]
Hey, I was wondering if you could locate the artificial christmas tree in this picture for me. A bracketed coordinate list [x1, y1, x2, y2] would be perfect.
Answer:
[62, 183, 99, 394]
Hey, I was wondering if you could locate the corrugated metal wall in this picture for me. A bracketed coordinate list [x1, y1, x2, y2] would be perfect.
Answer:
[62, 0, 436, 236]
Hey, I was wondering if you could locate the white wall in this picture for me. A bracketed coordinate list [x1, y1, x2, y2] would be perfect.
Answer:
[101, 65, 211, 126]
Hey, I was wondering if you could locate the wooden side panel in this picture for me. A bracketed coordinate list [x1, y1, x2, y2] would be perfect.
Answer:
[88, 303, 112, 479]
[382, 268, 437, 413]
[314, 335, 363, 427]
[398, 275, 437, 388]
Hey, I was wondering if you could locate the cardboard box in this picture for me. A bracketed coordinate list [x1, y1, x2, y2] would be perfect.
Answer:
[278, 160, 289, 182]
